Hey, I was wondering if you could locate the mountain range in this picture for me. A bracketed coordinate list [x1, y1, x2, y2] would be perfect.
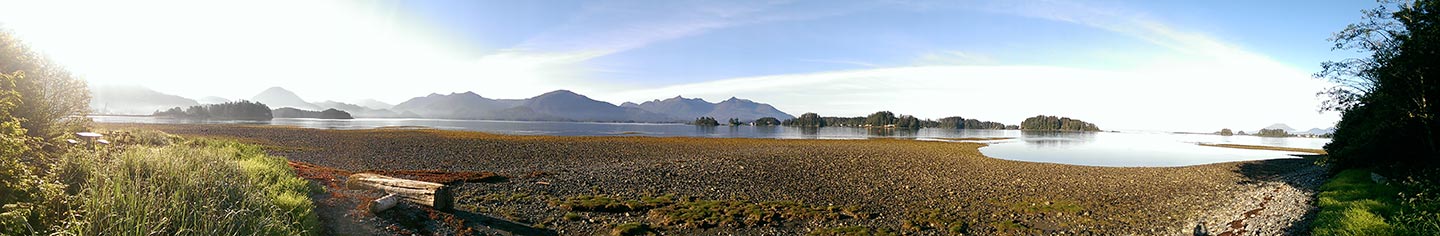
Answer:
[91, 86, 793, 123]
[90, 85, 200, 115]
[390, 91, 525, 119]
[392, 90, 704, 122]
[1258, 123, 1335, 135]
[621, 96, 795, 121]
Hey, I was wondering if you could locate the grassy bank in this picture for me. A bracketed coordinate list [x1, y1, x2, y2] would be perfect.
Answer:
[75, 137, 318, 234]
[8, 130, 320, 235]
[1313, 169, 1400, 235]
[1312, 169, 1440, 236]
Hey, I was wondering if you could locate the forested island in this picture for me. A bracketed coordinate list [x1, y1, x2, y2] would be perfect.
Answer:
[692, 117, 720, 126]
[753, 117, 781, 126]
[1255, 128, 1291, 137]
[780, 111, 1017, 130]
[152, 100, 272, 120]
[1019, 115, 1101, 131]
[272, 107, 354, 119]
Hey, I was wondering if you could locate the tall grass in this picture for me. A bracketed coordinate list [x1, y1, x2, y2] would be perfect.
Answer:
[59, 138, 318, 235]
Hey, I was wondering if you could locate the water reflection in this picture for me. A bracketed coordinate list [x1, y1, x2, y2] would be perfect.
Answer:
[1019, 131, 1097, 148]
[694, 126, 717, 134]
[798, 127, 820, 136]
[754, 126, 780, 135]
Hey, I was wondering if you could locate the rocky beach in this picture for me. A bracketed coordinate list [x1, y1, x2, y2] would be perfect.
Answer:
[100, 123, 1323, 235]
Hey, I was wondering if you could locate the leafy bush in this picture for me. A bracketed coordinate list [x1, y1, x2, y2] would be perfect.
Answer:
[1393, 173, 1440, 234]
[0, 29, 90, 141]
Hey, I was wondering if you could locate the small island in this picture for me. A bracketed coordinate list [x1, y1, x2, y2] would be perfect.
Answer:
[1256, 128, 1291, 137]
[780, 111, 1018, 130]
[153, 100, 272, 120]
[692, 116, 720, 126]
[752, 117, 781, 126]
[1019, 115, 1101, 131]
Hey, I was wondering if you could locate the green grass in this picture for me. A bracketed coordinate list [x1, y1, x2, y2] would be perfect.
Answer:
[1313, 169, 1399, 236]
[901, 208, 971, 234]
[1012, 199, 1085, 215]
[60, 137, 319, 235]
[647, 199, 857, 229]
[551, 194, 675, 212]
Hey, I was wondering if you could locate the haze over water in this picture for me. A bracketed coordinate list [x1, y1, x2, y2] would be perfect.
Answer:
[94, 116, 1325, 167]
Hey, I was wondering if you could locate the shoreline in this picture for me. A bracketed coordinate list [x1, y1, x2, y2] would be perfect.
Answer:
[1196, 143, 1328, 155]
[97, 123, 1323, 235]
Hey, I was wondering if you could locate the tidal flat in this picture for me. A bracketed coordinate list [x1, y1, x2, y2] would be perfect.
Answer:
[101, 123, 1320, 235]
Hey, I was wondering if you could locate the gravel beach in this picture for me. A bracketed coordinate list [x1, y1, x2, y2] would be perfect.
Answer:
[101, 123, 1324, 235]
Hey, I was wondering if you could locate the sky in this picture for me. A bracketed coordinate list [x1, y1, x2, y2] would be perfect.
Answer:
[0, 0, 1378, 131]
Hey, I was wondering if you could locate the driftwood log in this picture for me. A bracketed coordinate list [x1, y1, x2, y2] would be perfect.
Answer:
[346, 173, 453, 211]
[371, 193, 401, 213]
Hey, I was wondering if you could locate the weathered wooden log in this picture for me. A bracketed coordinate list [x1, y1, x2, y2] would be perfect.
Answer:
[346, 173, 453, 211]
[371, 193, 401, 213]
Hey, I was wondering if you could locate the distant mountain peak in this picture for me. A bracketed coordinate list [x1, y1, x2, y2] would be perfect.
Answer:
[196, 96, 230, 104]
[261, 86, 289, 92]
[1262, 123, 1296, 132]
[251, 86, 319, 110]
[542, 89, 580, 96]
[533, 90, 591, 101]
[354, 98, 394, 110]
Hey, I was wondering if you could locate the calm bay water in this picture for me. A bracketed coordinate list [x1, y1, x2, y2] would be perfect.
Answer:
[92, 116, 1329, 167]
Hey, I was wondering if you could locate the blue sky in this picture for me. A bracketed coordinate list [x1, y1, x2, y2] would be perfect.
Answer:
[397, 0, 1368, 80]
[0, 0, 1377, 131]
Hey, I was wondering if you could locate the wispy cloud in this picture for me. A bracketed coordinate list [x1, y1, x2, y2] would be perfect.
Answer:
[798, 59, 883, 68]
[912, 50, 997, 65]
[512, 1, 838, 61]
[464, 1, 865, 98]
[602, 0, 1338, 131]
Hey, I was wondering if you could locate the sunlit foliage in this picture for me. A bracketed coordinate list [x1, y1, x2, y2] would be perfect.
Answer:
[1316, 1, 1440, 234]
[0, 30, 90, 140]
